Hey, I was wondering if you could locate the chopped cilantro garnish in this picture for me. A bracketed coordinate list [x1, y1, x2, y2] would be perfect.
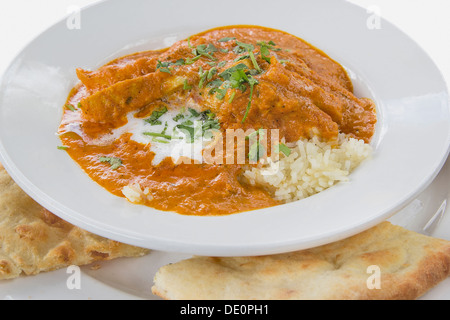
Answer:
[143, 119, 174, 143]
[235, 40, 254, 52]
[215, 88, 228, 100]
[258, 43, 271, 63]
[229, 68, 249, 92]
[161, 121, 169, 135]
[143, 132, 172, 140]
[193, 44, 218, 61]
[202, 119, 220, 131]
[233, 45, 246, 55]
[152, 138, 170, 144]
[247, 129, 266, 162]
[188, 108, 200, 117]
[246, 128, 265, 142]
[185, 55, 201, 65]
[258, 40, 281, 52]
[156, 59, 185, 73]
[218, 37, 236, 42]
[142, 108, 220, 144]
[187, 36, 194, 48]
[207, 67, 217, 81]
[277, 143, 291, 157]
[175, 124, 195, 143]
[57, 146, 69, 150]
[207, 43, 218, 52]
[173, 113, 185, 122]
[206, 78, 224, 89]
[248, 51, 261, 73]
[218, 62, 259, 122]
[199, 110, 216, 121]
[198, 66, 208, 89]
[145, 106, 168, 125]
[142, 108, 222, 144]
[99, 156, 123, 170]
[234, 54, 250, 62]
[241, 76, 258, 123]
[228, 91, 236, 103]
[183, 79, 192, 90]
[156, 60, 172, 74]
[232, 41, 261, 72]
[65, 104, 76, 111]
[181, 119, 194, 126]
[173, 59, 185, 66]
[172, 109, 220, 143]
[257, 41, 282, 64]
[219, 63, 248, 81]
[206, 78, 226, 97]
[248, 141, 265, 162]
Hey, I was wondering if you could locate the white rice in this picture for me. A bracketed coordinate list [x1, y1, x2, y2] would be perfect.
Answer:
[121, 183, 153, 204]
[242, 133, 372, 203]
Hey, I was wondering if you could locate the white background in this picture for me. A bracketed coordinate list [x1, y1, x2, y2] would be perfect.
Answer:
[0, 0, 449, 299]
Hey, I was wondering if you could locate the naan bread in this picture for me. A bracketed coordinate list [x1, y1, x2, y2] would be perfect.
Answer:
[0, 163, 149, 280]
[152, 221, 450, 300]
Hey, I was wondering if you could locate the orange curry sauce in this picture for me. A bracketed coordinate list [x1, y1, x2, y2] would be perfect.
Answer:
[58, 26, 376, 216]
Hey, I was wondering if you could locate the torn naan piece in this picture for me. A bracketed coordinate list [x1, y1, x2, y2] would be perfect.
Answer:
[0, 164, 149, 280]
[152, 222, 450, 300]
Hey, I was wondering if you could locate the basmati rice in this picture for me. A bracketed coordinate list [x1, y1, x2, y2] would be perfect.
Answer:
[242, 134, 372, 203]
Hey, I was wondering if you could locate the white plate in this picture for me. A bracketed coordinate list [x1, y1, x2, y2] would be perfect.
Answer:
[0, 0, 449, 257]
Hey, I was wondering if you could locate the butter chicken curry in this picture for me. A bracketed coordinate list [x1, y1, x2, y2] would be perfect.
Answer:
[58, 26, 376, 216]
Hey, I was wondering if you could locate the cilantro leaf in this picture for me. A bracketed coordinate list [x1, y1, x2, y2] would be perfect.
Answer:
[175, 124, 195, 143]
[235, 40, 254, 52]
[259, 44, 271, 63]
[219, 63, 248, 81]
[172, 109, 221, 143]
[99, 156, 123, 170]
[215, 88, 228, 100]
[183, 79, 192, 90]
[277, 143, 291, 157]
[156, 60, 172, 74]
[218, 63, 258, 122]
[156, 59, 185, 73]
[257, 41, 283, 64]
[247, 129, 266, 162]
[173, 113, 185, 122]
[142, 132, 172, 140]
[218, 37, 236, 42]
[228, 91, 236, 103]
[145, 106, 168, 125]
[194, 44, 218, 61]
[241, 76, 258, 123]
[65, 104, 76, 111]
[188, 108, 200, 117]
[248, 51, 261, 73]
